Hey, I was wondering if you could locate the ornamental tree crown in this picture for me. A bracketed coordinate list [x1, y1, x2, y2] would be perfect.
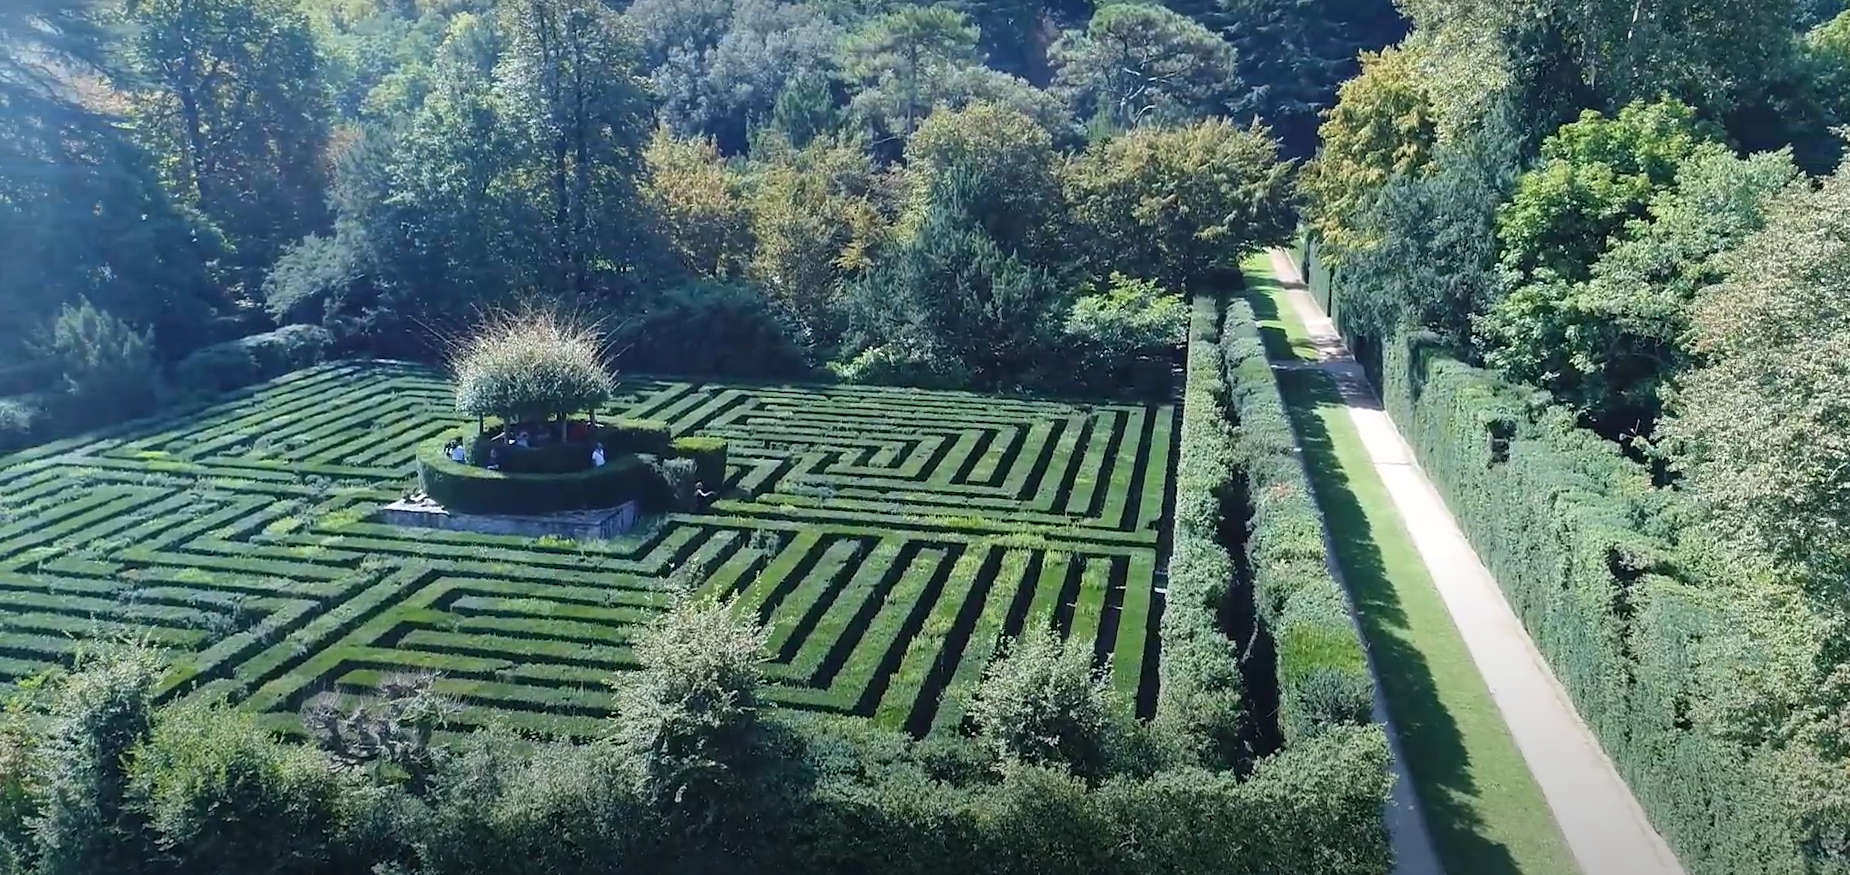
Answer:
[451, 311, 613, 423]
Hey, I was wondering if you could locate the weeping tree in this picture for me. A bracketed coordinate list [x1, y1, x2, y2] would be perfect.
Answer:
[449, 311, 614, 435]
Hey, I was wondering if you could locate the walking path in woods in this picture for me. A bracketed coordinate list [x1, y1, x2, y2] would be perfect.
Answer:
[1254, 249, 1684, 875]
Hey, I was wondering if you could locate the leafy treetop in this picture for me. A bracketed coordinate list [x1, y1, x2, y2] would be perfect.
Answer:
[450, 312, 614, 423]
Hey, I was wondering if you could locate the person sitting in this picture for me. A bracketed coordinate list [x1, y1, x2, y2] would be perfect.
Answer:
[446, 438, 467, 463]
[590, 442, 606, 468]
[515, 430, 532, 449]
[486, 446, 502, 471]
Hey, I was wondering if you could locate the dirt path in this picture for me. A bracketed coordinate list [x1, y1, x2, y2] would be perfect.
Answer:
[1265, 250, 1684, 875]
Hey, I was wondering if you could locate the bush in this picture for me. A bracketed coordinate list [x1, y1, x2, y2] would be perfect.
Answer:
[131, 703, 344, 874]
[418, 436, 664, 514]
[649, 457, 698, 511]
[970, 628, 1121, 782]
[1060, 273, 1186, 396]
[173, 325, 333, 395]
[35, 299, 160, 428]
[612, 593, 769, 824]
[450, 313, 613, 423]
[29, 645, 162, 875]
[669, 436, 728, 489]
[828, 342, 971, 390]
[617, 281, 815, 379]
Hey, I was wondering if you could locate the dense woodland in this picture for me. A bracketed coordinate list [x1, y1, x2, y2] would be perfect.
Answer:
[0, 0, 1404, 449]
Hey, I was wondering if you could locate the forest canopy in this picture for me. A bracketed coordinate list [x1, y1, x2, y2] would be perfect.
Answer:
[0, 0, 1410, 451]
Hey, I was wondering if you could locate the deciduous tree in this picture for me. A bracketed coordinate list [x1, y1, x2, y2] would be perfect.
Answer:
[1063, 119, 1294, 290]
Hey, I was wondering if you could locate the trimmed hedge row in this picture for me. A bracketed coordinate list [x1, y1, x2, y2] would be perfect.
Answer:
[670, 436, 728, 488]
[1159, 293, 1385, 868]
[418, 436, 665, 515]
[1155, 294, 1250, 763]
[1378, 330, 1850, 875]
[1220, 299, 1374, 741]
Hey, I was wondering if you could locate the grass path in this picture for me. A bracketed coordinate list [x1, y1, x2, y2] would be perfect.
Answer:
[1240, 254, 1578, 875]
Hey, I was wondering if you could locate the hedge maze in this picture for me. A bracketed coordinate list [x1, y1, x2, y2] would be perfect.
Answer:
[0, 362, 1177, 737]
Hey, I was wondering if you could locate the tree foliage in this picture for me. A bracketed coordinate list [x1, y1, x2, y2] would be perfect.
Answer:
[450, 311, 613, 422]
[642, 129, 754, 278]
[1299, 45, 1437, 259]
[1663, 164, 1850, 595]
[1064, 118, 1295, 290]
[1050, 4, 1243, 131]
[1478, 147, 1798, 439]
[849, 166, 1069, 388]
[840, 5, 980, 142]
[1493, 99, 1713, 286]
[123, 0, 332, 291]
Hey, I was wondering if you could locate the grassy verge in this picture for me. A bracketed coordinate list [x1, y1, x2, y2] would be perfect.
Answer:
[1240, 255, 1576, 875]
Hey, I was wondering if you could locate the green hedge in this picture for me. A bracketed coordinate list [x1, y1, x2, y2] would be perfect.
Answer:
[418, 436, 664, 514]
[1379, 330, 1850, 875]
[606, 418, 671, 455]
[1161, 293, 1382, 819]
[1156, 294, 1248, 763]
[1220, 298, 1373, 741]
[670, 436, 728, 488]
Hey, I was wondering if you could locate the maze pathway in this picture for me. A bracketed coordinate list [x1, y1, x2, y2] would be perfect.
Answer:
[0, 362, 1179, 736]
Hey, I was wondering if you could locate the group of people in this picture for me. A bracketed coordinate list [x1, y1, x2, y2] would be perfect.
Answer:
[442, 433, 606, 471]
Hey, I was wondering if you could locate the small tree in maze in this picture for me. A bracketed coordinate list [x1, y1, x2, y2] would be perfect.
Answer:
[450, 310, 614, 431]
[611, 590, 770, 830]
[969, 627, 1124, 782]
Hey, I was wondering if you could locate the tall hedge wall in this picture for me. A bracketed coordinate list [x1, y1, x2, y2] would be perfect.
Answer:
[1158, 292, 1388, 866]
[1378, 330, 1850, 875]
[1220, 298, 1374, 741]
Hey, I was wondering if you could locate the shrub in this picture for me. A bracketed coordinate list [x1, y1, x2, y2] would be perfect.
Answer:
[0, 398, 41, 454]
[131, 703, 343, 874]
[828, 342, 971, 390]
[612, 593, 769, 826]
[649, 457, 699, 511]
[35, 299, 160, 428]
[1061, 273, 1186, 395]
[669, 436, 728, 489]
[410, 731, 647, 875]
[451, 312, 613, 424]
[173, 325, 333, 395]
[29, 645, 162, 875]
[617, 281, 815, 379]
[970, 627, 1122, 782]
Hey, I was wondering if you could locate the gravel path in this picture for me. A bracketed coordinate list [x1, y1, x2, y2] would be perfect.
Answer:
[1265, 250, 1684, 875]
